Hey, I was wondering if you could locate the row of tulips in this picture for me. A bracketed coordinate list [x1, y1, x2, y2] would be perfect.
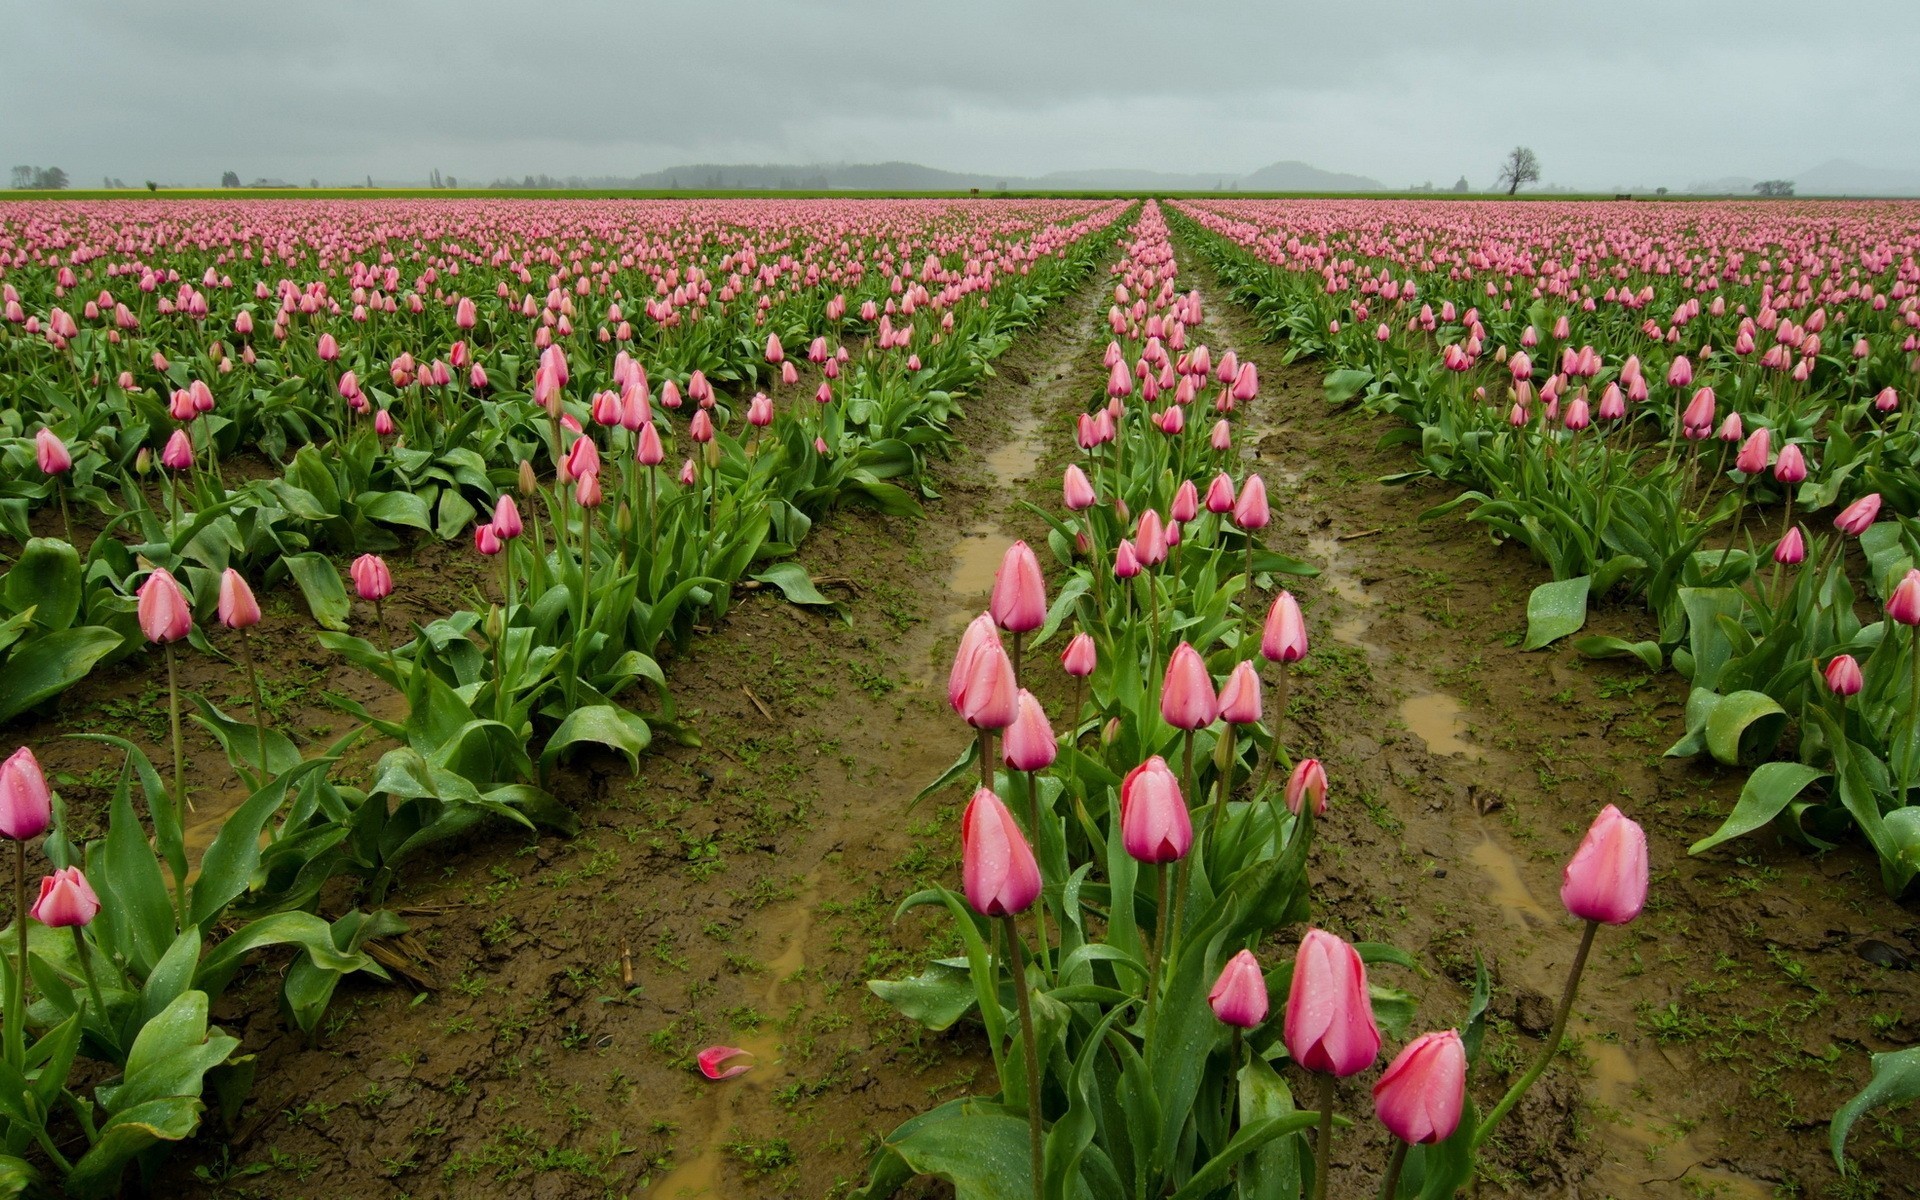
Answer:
[1175, 200, 1920, 895]
[860, 204, 1650, 1200]
[0, 201, 1131, 1196]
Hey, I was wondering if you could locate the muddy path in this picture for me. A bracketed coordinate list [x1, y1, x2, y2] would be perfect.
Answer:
[1174, 237, 1920, 1198]
[157, 261, 1119, 1199]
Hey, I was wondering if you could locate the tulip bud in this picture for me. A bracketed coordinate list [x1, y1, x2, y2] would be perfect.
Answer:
[1120, 756, 1191, 863]
[1208, 949, 1269, 1028]
[1161, 643, 1217, 730]
[1216, 660, 1263, 725]
[1373, 1030, 1467, 1145]
[1284, 928, 1381, 1077]
[990, 541, 1047, 634]
[137, 569, 193, 643]
[961, 788, 1041, 917]
[1559, 805, 1649, 925]
[29, 866, 99, 928]
[1825, 654, 1864, 697]
[1002, 690, 1057, 772]
[1834, 493, 1883, 536]
[1286, 758, 1329, 815]
[1061, 632, 1096, 678]
[217, 568, 261, 629]
[350, 554, 393, 601]
[0, 747, 53, 841]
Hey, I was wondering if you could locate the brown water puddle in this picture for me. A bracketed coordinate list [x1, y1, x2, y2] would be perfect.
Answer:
[1305, 533, 1378, 649]
[1466, 835, 1555, 930]
[652, 870, 822, 1196]
[1399, 693, 1483, 760]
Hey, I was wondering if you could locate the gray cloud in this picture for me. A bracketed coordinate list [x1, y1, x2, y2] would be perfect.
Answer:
[3, 0, 1916, 189]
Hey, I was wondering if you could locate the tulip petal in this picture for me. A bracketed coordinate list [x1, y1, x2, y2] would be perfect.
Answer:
[697, 1045, 754, 1080]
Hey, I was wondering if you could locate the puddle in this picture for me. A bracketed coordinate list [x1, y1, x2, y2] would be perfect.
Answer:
[650, 871, 820, 1196]
[1577, 1028, 1775, 1199]
[983, 415, 1045, 484]
[947, 523, 1015, 597]
[1399, 693, 1483, 760]
[1305, 534, 1378, 649]
[1467, 836, 1555, 928]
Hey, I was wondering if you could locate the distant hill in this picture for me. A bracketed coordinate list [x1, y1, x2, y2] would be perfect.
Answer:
[1240, 160, 1387, 191]
[1792, 159, 1920, 197]
[488, 159, 1391, 194]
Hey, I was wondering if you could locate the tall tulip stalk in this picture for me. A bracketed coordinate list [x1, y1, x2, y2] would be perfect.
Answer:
[136, 569, 194, 923]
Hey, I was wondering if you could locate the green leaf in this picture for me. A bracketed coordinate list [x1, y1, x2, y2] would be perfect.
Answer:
[886, 1104, 1037, 1200]
[1691, 763, 1829, 855]
[539, 704, 651, 775]
[435, 489, 477, 541]
[359, 489, 434, 531]
[1702, 690, 1787, 766]
[65, 1096, 205, 1200]
[0, 1156, 36, 1199]
[1832, 1046, 1920, 1174]
[2, 537, 83, 630]
[751, 561, 843, 610]
[1167, 1113, 1321, 1200]
[284, 552, 350, 631]
[1522, 576, 1590, 650]
[0, 626, 121, 723]
[868, 959, 976, 1031]
[1571, 636, 1662, 670]
[1324, 368, 1374, 405]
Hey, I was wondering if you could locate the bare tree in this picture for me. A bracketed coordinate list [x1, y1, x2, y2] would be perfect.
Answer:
[8, 166, 30, 189]
[1496, 146, 1541, 196]
[1754, 179, 1795, 198]
[221, 170, 241, 188]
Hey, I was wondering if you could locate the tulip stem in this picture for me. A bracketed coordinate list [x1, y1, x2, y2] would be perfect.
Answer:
[1143, 863, 1164, 1018]
[1256, 663, 1290, 796]
[1311, 1072, 1336, 1200]
[1906, 628, 1920, 802]
[164, 641, 189, 926]
[1473, 918, 1598, 1148]
[1714, 479, 1747, 577]
[1226, 1026, 1243, 1138]
[56, 480, 72, 546]
[977, 727, 995, 791]
[8, 841, 25, 1068]
[1003, 916, 1043, 1200]
[1377, 1141, 1409, 1200]
[240, 629, 268, 778]
[1011, 629, 1024, 692]
[1025, 770, 1052, 979]
[373, 598, 399, 683]
[1209, 724, 1236, 837]
[71, 928, 109, 1045]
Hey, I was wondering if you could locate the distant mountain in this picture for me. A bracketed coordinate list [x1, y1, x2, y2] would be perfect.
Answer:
[1684, 176, 1760, 195]
[1792, 159, 1920, 197]
[487, 159, 1392, 194]
[1240, 160, 1387, 192]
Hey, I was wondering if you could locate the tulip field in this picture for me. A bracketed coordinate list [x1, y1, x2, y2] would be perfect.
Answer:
[0, 193, 1916, 1199]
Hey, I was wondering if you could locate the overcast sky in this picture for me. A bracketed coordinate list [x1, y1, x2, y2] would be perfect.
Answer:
[5, 0, 1917, 190]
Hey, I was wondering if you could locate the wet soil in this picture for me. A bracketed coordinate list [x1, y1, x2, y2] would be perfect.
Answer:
[9, 228, 1915, 1200]
[1174, 239, 1920, 1199]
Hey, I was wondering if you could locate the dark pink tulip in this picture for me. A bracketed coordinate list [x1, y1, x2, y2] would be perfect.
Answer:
[0, 747, 52, 841]
[1062, 465, 1096, 511]
[949, 614, 1016, 730]
[1284, 928, 1380, 1077]
[990, 541, 1046, 634]
[746, 393, 774, 427]
[217, 568, 261, 629]
[688, 410, 714, 443]
[491, 495, 523, 540]
[1774, 443, 1807, 484]
[1888, 569, 1920, 627]
[137, 569, 193, 643]
[474, 523, 503, 555]
[1204, 472, 1236, 514]
[1171, 480, 1200, 523]
[1208, 949, 1269, 1028]
[1834, 493, 1882, 536]
[161, 430, 194, 471]
[1135, 510, 1168, 567]
[1120, 756, 1190, 863]
[1002, 690, 1057, 772]
[1113, 539, 1141, 579]
[636, 422, 665, 467]
[30, 867, 100, 928]
[1773, 526, 1805, 565]
[1559, 805, 1648, 925]
[1373, 1030, 1467, 1144]
[350, 554, 393, 602]
[961, 787, 1041, 917]
[1826, 654, 1864, 697]
[1735, 428, 1771, 475]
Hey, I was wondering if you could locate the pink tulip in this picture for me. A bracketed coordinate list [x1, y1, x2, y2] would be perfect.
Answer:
[948, 614, 1017, 730]
[1773, 526, 1806, 565]
[1113, 539, 1141, 579]
[1735, 428, 1771, 475]
[1666, 355, 1693, 387]
[1559, 805, 1649, 925]
[990, 541, 1047, 634]
[1062, 465, 1096, 512]
[688, 409, 714, 443]
[1216, 661, 1262, 725]
[961, 787, 1041, 917]
[316, 332, 339, 361]
[1204, 472, 1236, 514]
[474, 523, 503, 555]
[1826, 654, 1864, 697]
[34, 429, 70, 475]
[160, 430, 194, 471]
[350, 554, 393, 601]
[764, 333, 784, 364]
[1373, 1030, 1467, 1144]
[1210, 419, 1233, 452]
[1062, 633, 1096, 678]
[563, 435, 600, 482]
[1208, 949, 1269, 1028]
[1232, 474, 1270, 530]
[1262, 592, 1309, 664]
[746, 392, 774, 427]
[1286, 758, 1329, 816]
[1161, 643, 1217, 730]
[0, 747, 53, 841]
[374, 409, 396, 436]
[137, 569, 193, 643]
[217, 568, 261, 629]
[1002, 690, 1057, 772]
[1171, 480, 1200, 524]
[491, 495, 523, 540]
[1284, 928, 1381, 1077]
[1888, 569, 1920, 627]
[1834, 493, 1883, 536]
[698, 1045, 754, 1080]
[1120, 756, 1191, 863]
[29, 867, 99, 928]
[1773, 443, 1807, 483]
